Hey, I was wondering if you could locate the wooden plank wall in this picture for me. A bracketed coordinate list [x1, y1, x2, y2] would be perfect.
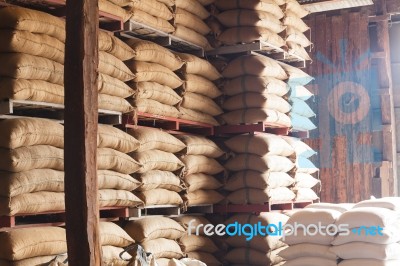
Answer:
[304, 11, 377, 203]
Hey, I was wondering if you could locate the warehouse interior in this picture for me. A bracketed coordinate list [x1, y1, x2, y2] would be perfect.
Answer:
[0, 0, 399, 265]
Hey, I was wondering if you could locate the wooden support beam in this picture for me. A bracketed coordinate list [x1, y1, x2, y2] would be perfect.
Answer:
[64, 0, 102, 265]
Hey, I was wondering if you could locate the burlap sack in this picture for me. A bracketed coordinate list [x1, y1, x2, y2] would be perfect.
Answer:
[158, 0, 174, 6]
[0, 145, 63, 172]
[98, 170, 141, 191]
[339, 259, 400, 266]
[278, 61, 314, 85]
[222, 75, 289, 97]
[282, 228, 334, 245]
[176, 53, 222, 81]
[134, 98, 180, 118]
[0, 6, 66, 42]
[141, 238, 183, 259]
[283, 12, 310, 33]
[0, 30, 65, 64]
[98, 94, 134, 113]
[223, 93, 291, 113]
[226, 236, 286, 253]
[102, 245, 131, 266]
[0, 78, 64, 104]
[174, 8, 211, 35]
[220, 108, 292, 127]
[186, 252, 221, 266]
[186, 190, 224, 205]
[290, 86, 313, 101]
[217, 10, 285, 33]
[100, 221, 135, 247]
[227, 187, 296, 204]
[331, 242, 400, 260]
[132, 82, 182, 106]
[216, 0, 284, 18]
[224, 170, 295, 191]
[225, 247, 284, 265]
[130, 150, 184, 173]
[99, 51, 135, 82]
[294, 188, 319, 201]
[291, 98, 316, 117]
[130, 0, 173, 20]
[167, 258, 206, 266]
[173, 25, 212, 51]
[218, 26, 286, 47]
[125, 39, 184, 71]
[173, 216, 211, 235]
[0, 227, 66, 261]
[283, 257, 336, 266]
[135, 188, 183, 206]
[107, 0, 133, 7]
[181, 155, 224, 175]
[0, 255, 68, 266]
[176, 135, 224, 158]
[98, 124, 139, 153]
[225, 133, 295, 157]
[282, 136, 316, 158]
[175, 0, 210, 19]
[99, 30, 136, 61]
[224, 154, 295, 172]
[184, 173, 222, 192]
[99, 189, 144, 208]
[99, 73, 135, 98]
[0, 191, 65, 216]
[290, 113, 317, 131]
[279, 243, 336, 260]
[0, 53, 64, 85]
[286, 27, 312, 48]
[178, 107, 220, 126]
[354, 197, 400, 211]
[98, 148, 142, 174]
[179, 235, 218, 253]
[222, 54, 287, 80]
[127, 61, 183, 89]
[124, 217, 185, 242]
[130, 9, 174, 33]
[128, 127, 186, 153]
[305, 202, 354, 213]
[225, 213, 289, 228]
[182, 74, 222, 99]
[0, 118, 63, 149]
[287, 41, 312, 61]
[198, 0, 215, 5]
[284, 0, 310, 18]
[294, 173, 320, 188]
[135, 170, 183, 192]
[181, 92, 223, 116]
[296, 156, 319, 174]
[0, 169, 64, 197]
[99, 0, 132, 22]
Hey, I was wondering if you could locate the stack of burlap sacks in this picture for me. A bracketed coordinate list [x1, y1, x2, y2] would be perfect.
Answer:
[172, 0, 213, 51]
[124, 217, 186, 265]
[0, 118, 144, 216]
[0, 222, 135, 265]
[124, 39, 184, 119]
[282, 136, 320, 202]
[0, 6, 136, 114]
[220, 54, 292, 127]
[176, 53, 223, 126]
[330, 198, 400, 266]
[214, 0, 286, 49]
[279, 62, 316, 132]
[128, 127, 186, 207]
[279, 207, 341, 266]
[174, 215, 222, 266]
[178, 135, 225, 206]
[281, 0, 312, 60]
[223, 133, 297, 204]
[224, 213, 289, 266]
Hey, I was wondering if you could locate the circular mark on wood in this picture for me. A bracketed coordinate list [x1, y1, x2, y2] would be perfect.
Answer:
[327, 81, 370, 124]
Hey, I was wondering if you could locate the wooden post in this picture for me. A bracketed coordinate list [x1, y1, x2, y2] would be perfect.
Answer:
[64, 0, 102, 264]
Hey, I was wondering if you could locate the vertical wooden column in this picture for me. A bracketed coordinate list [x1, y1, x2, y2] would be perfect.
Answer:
[64, 0, 102, 264]
[374, 0, 398, 196]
